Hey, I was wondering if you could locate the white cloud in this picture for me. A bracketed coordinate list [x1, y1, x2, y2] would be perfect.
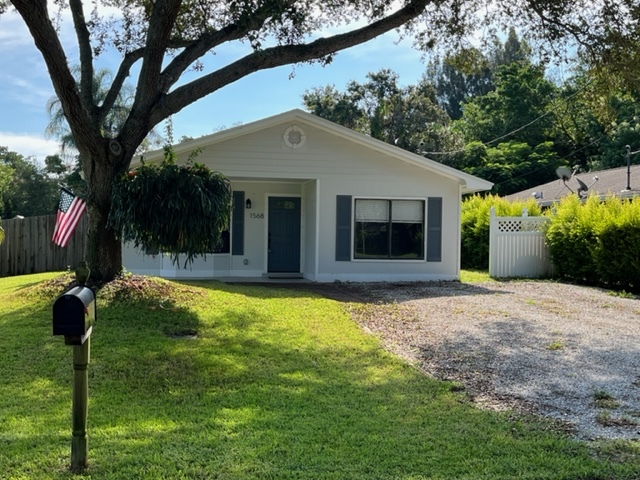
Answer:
[0, 132, 60, 160]
[0, 73, 53, 108]
[0, 11, 36, 50]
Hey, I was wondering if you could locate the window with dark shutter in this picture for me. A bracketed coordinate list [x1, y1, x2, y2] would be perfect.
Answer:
[354, 199, 425, 260]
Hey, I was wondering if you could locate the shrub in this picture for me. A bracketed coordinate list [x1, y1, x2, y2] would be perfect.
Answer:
[591, 197, 640, 287]
[544, 195, 600, 282]
[545, 195, 640, 289]
[461, 194, 542, 269]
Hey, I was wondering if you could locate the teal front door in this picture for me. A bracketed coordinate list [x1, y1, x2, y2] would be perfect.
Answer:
[268, 197, 301, 273]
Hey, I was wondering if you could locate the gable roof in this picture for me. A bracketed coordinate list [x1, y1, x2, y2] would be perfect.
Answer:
[142, 109, 493, 194]
[506, 164, 640, 206]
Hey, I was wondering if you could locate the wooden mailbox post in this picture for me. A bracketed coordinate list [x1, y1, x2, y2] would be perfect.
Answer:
[53, 286, 96, 471]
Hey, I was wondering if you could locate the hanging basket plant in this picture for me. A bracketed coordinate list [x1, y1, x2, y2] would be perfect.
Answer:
[109, 146, 232, 266]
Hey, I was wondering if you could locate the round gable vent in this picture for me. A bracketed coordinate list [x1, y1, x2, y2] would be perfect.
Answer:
[283, 125, 306, 149]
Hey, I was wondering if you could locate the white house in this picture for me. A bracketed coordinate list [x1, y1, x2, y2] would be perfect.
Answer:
[123, 109, 492, 281]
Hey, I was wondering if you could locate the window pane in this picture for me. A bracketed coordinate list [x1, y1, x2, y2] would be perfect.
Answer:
[355, 199, 389, 222]
[392, 200, 424, 223]
[391, 222, 424, 259]
[353, 199, 425, 260]
[355, 222, 389, 259]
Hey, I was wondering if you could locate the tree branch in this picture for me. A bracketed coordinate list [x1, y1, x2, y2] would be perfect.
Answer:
[98, 48, 145, 127]
[159, 2, 293, 93]
[10, 0, 101, 159]
[69, 0, 96, 120]
[134, 0, 182, 110]
[150, 0, 430, 126]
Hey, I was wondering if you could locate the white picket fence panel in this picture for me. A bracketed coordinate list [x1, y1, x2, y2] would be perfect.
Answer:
[489, 207, 554, 278]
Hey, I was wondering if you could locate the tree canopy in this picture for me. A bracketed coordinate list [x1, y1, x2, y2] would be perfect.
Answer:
[425, 28, 531, 120]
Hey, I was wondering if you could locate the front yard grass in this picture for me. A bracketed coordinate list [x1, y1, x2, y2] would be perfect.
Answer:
[0, 272, 638, 479]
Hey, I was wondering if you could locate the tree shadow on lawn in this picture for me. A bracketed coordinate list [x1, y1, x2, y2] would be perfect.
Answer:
[221, 279, 513, 304]
[0, 284, 634, 479]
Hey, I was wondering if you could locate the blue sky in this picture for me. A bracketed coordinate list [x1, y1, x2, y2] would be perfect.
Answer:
[0, 8, 428, 163]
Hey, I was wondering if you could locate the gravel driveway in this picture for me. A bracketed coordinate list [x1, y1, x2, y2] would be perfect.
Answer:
[337, 280, 640, 441]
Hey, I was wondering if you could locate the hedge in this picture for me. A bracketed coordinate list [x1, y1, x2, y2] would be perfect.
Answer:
[546, 195, 640, 288]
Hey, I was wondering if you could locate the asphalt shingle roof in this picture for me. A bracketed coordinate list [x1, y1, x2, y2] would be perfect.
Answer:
[506, 164, 640, 206]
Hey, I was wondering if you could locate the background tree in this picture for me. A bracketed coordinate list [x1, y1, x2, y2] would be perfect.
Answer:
[458, 141, 561, 195]
[303, 69, 463, 163]
[455, 61, 557, 146]
[593, 93, 640, 170]
[0, 159, 13, 204]
[551, 67, 640, 171]
[426, 50, 493, 121]
[450, 57, 564, 193]
[425, 28, 531, 120]
[44, 153, 89, 198]
[0, 147, 59, 219]
[0, 158, 13, 245]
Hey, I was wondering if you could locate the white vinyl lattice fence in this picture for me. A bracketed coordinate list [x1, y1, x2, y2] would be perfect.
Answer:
[489, 207, 554, 278]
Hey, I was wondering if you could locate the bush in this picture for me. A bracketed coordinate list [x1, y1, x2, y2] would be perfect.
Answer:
[544, 195, 600, 282]
[545, 195, 640, 289]
[461, 194, 542, 269]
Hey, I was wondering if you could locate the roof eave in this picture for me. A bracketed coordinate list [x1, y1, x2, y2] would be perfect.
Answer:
[137, 109, 494, 194]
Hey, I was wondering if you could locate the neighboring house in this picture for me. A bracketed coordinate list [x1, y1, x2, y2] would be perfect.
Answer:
[123, 109, 492, 281]
[507, 164, 640, 207]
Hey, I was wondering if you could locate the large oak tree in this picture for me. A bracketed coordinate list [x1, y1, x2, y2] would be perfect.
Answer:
[3, 0, 626, 280]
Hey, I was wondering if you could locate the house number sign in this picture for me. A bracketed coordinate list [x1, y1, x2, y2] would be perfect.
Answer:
[249, 212, 264, 219]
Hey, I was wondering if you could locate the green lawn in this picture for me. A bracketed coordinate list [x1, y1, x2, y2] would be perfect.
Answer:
[0, 272, 638, 479]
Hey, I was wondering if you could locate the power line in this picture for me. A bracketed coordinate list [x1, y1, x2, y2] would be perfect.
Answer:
[420, 78, 595, 157]
[491, 134, 608, 189]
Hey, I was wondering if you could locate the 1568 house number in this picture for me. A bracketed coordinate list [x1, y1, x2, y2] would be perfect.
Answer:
[249, 213, 264, 219]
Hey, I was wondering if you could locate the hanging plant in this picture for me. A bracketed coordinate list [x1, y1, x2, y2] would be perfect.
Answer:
[109, 146, 232, 266]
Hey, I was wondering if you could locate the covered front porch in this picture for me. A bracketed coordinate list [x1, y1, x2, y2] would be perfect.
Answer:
[122, 178, 319, 280]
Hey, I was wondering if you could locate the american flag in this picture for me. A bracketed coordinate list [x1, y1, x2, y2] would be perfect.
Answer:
[52, 188, 87, 247]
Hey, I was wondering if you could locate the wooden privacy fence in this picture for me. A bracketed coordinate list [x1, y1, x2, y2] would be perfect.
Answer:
[0, 214, 87, 277]
[489, 207, 555, 279]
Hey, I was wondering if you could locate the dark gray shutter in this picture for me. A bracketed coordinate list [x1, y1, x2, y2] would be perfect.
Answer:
[335, 195, 352, 261]
[232, 191, 244, 255]
[427, 197, 442, 262]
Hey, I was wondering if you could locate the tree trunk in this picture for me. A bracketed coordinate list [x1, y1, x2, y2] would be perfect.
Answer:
[85, 202, 122, 282]
[84, 151, 126, 282]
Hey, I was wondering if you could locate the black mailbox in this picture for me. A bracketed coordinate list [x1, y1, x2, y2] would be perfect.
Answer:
[53, 286, 96, 344]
